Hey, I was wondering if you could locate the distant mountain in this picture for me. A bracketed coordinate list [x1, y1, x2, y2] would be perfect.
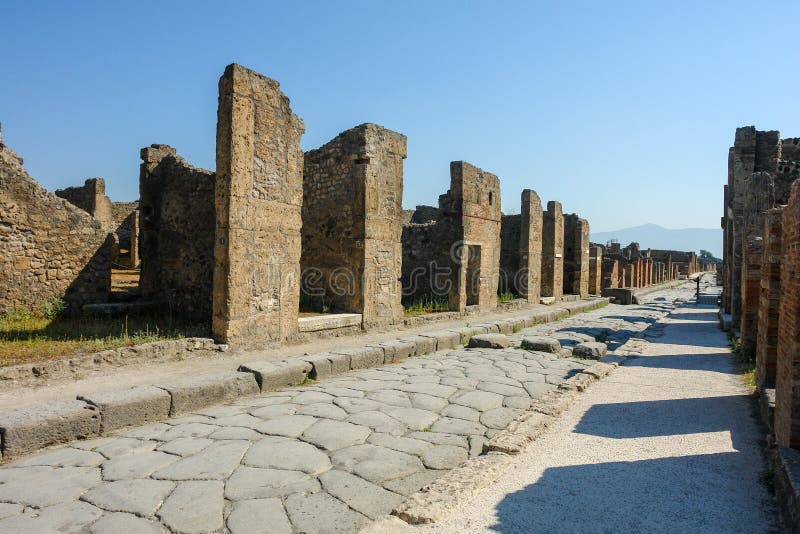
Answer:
[590, 223, 722, 258]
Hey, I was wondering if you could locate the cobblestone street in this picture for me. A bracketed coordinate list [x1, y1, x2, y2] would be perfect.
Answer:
[0, 289, 685, 533]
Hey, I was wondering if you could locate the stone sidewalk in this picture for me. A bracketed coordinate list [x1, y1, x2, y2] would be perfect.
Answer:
[0, 290, 686, 533]
[415, 281, 777, 533]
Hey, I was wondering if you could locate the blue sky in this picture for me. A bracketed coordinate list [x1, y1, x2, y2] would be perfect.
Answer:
[1, 0, 798, 232]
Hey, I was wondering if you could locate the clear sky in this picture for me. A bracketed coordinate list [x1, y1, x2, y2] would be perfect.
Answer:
[2, 0, 798, 232]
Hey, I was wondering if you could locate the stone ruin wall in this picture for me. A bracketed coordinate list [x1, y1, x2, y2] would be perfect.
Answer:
[55, 178, 115, 231]
[541, 201, 564, 300]
[446, 161, 501, 312]
[499, 213, 521, 296]
[111, 201, 139, 267]
[588, 245, 603, 295]
[499, 189, 543, 302]
[139, 144, 215, 322]
[756, 207, 782, 390]
[563, 214, 589, 297]
[213, 64, 305, 344]
[0, 133, 111, 314]
[601, 256, 620, 289]
[401, 209, 454, 307]
[301, 123, 406, 327]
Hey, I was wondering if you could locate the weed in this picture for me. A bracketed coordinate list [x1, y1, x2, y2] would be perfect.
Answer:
[497, 292, 516, 304]
[403, 297, 449, 316]
[512, 323, 522, 333]
[300, 377, 315, 386]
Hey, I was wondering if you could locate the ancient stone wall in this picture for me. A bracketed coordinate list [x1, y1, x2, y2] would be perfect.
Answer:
[757, 207, 783, 390]
[401, 218, 454, 307]
[499, 189, 542, 301]
[213, 64, 305, 344]
[301, 123, 406, 328]
[111, 201, 139, 266]
[775, 181, 800, 448]
[446, 161, 501, 312]
[563, 214, 589, 297]
[740, 236, 763, 358]
[55, 178, 114, 231]
[588, 245, 602, 294]
[601, 256, 619, 289]
[0, 134, 111, 314]
[139, 144, 215, 322]
[541, 201, 564, 300]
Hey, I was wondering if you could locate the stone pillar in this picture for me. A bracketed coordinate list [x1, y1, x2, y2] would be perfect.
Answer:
[563, 214, 589, 298]
[540, 201, 564, 300]
[776, 180, 800, 448]
[213, 64, 305, 344]
[301, 123, 407, 328]
[740, 236, 763, 358]
[756, 207, 783, 390]
[129, 210, 139, 268]
[588, 246, 602, 295]
[518, 189, 543, 302]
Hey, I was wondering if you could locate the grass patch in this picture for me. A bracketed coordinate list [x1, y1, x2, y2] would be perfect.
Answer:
[299, 293, 331, 314]
[512, 323, 522, 333]
[403, 297, 449, 317]
[497, 292, 516, 304]
[0, 311, 208, 368]
[727, 330, 756, 392]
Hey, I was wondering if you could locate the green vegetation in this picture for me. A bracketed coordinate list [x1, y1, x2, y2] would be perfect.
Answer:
[497, 292, 517, 304]
[299, 293, 331, 314]
[0, 308, 208, 368]
[727, 330, 755, 391]
[403, 297, 449, 316]
[699, 249, 722, 264]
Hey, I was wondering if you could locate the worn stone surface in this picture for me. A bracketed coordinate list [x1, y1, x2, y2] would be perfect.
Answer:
[213, 63, 305, 344]
[467, 334, 511, 349]
[158, 480, 224, 533]
[572, 341, 609, 359]
[563, 214, 589, 298]
[79, 386, 171, 432]
[0, 135, 112, 314]
[541, 201, 564, 300]
[227, 498, 293, 534]
[520, 336, 562, 353]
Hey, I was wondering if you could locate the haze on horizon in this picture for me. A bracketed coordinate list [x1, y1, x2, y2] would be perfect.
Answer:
[1, 0, 797, 234]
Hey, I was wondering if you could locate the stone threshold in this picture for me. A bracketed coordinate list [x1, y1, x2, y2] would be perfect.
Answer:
[298, 313, 362, 332]
[602, 279, 688, 304]
[0, 298, 609, 461]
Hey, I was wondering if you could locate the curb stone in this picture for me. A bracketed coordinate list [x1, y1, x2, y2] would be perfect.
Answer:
[0, 297, 609, 460]
[391, 357, 620, 525]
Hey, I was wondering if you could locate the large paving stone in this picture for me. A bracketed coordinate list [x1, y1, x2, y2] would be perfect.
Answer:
[244, 436, 331, 475]
[158, 480, 223, 533]
[380, 407, 439, 430]
[441, 404, 481, 422]
[480, 407, 523, 429]
[320, 469, 405, 520]
[238, 360, 312, 392]
[477, 381, 527, 397]
[366, 390, 412, 408]
[331, 444, 425, 484]
[451, 390, 504, 411]
[0, 501, 103, 532]
[382, 470, 443, 497]
[334, 397, 383, 414]
[409, 393, 448, 412]
[225, 466, 320, 500]
[302, 419, 371, 451]
[0, 466, 101, 508]
[421, 445, 468, 469]
[82, 479, 175, 515]
[430, 417, 487, 436]
[154, 422, 219, 441]
[227, 498, 292, 534]
[0, 503, 22, 520]
[156, 437, 214, 456]
[572, 341, 609, 359]
[0, 400, 100, 459]
[367, 433, 433, 456]
[397, 382, 457, 398]
[79, 386, 171, 432]
[89, 512, 164, 534]
[467, 334, 511, 349]
[292, 391, 335, 405]
[406, 431, 467, 448]
[156, 372, 259, 416]
[101, 450, 179, 480]
[256, 415, 317, 437]
[249, 403, 297, 419]
[348, 411, 407, 436]
[87, 437, 158, 458]
[208, 426, 262, 440]
[10, 446, 105, 468]
[152, 440, 249, 481]
[285, 491, 370, 534]
[520, 336, 562, 353]
[295, 403, 349, 420]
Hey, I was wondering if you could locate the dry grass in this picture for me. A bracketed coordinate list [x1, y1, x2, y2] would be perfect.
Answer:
[0, 311, 208, 368]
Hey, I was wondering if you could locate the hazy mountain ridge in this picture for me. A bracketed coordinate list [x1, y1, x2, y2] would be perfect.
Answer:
[590, 223, 722, 258]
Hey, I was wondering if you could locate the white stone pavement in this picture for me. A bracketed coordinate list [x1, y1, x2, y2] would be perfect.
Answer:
[0, 290, 689, 533]
[415, 283, 778, 533]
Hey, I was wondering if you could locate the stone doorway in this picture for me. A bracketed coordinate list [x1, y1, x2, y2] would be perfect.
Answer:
[466, 244, 481, 306]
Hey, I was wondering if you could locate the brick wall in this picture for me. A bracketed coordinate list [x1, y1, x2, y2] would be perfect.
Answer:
[757, 207, 783, 389]
[588, 246, 603, 294]
[740, 236, 763, 358]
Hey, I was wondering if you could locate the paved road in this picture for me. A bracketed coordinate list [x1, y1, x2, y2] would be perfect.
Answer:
[417, 284, 777, 533]
[0, 291, 691, 533]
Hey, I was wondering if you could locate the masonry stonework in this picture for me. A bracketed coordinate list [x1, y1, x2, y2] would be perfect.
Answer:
[55, 178, 115, 231]
[139, 144, 216, 321]
[0, 132, 111, 314]
[213, 64, 305, 343]
[301, 124, 406, 328]
[499, 189, 542, 301]
[756, 207, 783, 390]
[541, 201, 564, 300]
[588, 245, 603, 295]
[563, 214, 589, 298]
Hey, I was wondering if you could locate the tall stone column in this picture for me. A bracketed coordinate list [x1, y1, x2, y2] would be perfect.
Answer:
[540, 201, 564, 300]
[213, 64, 305, 344]
[518, 189, 543, 302]
[563, 214, 589, 298]
[588, 246, 602, 295]
[756, 207, 783, 390]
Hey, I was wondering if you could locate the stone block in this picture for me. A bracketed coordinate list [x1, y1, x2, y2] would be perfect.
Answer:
[156, 372, 259, 415]
[238, 360, 312, 392]
[572, 342, 608, 359]
[467, 334, 511, 349]
[333, 346, 384, 370]
[448, 327, 480, 345]
[0, 401, 100, 459]
[371, 340, 416, 363]
[520, 336, 562, 353]
[79, 386, 171, 432]
[419, 330, 461, 351]
[403, 336, 437, 356]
